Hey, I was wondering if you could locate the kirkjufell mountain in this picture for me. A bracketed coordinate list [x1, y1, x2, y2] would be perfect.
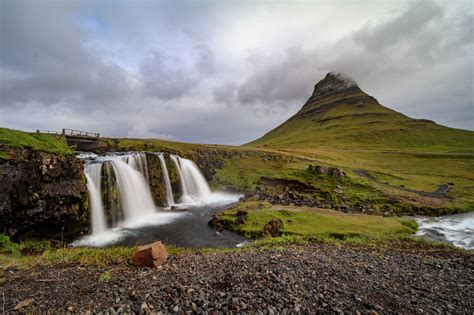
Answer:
[248, 72, 474, 152]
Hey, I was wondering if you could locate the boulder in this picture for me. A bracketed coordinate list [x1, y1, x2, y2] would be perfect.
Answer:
[131, 241, 168, 267]
[263, 218, 284, 237]
[309, 164, 346, 178]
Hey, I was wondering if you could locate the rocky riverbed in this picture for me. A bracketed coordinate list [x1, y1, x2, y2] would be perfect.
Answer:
[2, 243, 473, 313]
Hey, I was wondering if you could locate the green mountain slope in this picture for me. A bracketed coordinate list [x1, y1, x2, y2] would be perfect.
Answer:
[248, 72, 474, 153]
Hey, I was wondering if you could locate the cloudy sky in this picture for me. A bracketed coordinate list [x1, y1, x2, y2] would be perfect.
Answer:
[1, 0, 473, 144]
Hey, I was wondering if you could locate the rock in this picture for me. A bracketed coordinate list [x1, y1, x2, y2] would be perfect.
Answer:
[309, 165, 346, 178]
[14, 298, 34, 310]
[0, 148, 88, 240]
[208, 215, 224, 232]
[236, 210, 248, 225]
[131, 241, 168, 267]
[263, 218, 284, 237]
[329, 168, 346, 179]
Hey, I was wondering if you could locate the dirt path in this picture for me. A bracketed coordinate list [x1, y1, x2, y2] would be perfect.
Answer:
[2, 244, 473, 313]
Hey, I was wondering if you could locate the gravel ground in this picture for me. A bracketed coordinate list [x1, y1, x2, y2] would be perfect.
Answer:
[2, 243, 473, 314]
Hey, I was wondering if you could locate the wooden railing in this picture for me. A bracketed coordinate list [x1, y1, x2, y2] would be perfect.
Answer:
[36, 129, 100, 138]
[62, 129, 100, 138]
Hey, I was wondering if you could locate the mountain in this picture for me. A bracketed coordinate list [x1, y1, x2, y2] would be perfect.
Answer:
[248, 72, 474, 153]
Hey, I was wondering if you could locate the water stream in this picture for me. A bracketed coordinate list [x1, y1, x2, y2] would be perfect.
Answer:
[416, 212, 473, 250]
[74, 152, 242, 248]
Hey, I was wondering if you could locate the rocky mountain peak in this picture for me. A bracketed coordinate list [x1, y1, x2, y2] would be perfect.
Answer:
[305, 72, 362, 105]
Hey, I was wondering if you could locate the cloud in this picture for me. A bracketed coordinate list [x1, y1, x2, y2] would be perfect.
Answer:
[0, 0, 472, 145]
[226, 0, 474, 130]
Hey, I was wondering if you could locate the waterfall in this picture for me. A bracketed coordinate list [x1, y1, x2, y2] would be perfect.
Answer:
[110, 158, 155, 220]
[84, 163, 107, 234]
[80, 152, 214, 237]
[171, 155, 190, 202]
[157, 154, 175, 207]
[123, 152, 149, 183]
[171, 154, 211, 202]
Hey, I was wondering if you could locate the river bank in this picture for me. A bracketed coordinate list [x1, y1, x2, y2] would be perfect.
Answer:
[3, 243, 472, 313]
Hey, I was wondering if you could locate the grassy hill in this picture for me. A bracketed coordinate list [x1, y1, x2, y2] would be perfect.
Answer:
[246, 72, 474, 211]
[248, 72, 474, 153]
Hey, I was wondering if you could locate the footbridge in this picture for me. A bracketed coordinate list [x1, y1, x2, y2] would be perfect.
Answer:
[36, 128, 107, 152]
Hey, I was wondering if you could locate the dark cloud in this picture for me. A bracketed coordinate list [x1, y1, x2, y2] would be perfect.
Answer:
[0, 0, 134, 110]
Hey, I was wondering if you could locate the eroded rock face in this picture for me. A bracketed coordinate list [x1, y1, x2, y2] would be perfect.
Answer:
[0, 148, 88, 240]
[304, 72, 361, 105]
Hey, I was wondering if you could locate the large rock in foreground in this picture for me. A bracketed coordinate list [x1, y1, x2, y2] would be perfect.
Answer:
[0, 148, 88, 240]
[131, 241, 168, 267]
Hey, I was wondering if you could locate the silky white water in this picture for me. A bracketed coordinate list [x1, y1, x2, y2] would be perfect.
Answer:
[170, 154, 191, 202]
[123, 152, 149, 183]
[84, 163, 107, 234]
[157, 154, 175, 207]
[416, 212, 473, 250]
[110, 158, 156, 220]
[171, 154, 211, 203]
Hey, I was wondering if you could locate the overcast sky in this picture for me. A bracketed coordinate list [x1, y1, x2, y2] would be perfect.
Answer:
[1, 0, 473, 144]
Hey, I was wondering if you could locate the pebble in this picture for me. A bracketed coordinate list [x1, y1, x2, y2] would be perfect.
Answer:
[3, 243, 473, 313]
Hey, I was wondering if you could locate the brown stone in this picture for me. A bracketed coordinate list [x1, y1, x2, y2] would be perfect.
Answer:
[131, 241, 168, 267]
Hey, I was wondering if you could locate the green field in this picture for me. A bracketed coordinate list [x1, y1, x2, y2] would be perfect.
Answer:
[0, 127, 71, 158]
[214, 201, 418, 246]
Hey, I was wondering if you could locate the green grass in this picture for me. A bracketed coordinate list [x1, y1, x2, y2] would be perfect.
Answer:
[0, 127, 71, 157]
[0, 233, 237, 269]
[213, 155, 301, 189]
[216, 202, 419, 245]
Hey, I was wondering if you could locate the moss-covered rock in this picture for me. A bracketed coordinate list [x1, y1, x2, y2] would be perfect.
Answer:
[0, 149, 88, 241]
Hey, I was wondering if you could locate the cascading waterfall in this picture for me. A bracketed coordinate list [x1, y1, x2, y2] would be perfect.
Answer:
[84, 163, 107, 234]
[157, 154, 175, 207]
[81, 152, 213, 236]
[123, 152, 149, 183]
[173, 155, 212, 201]
[110, 158, 156, 219]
